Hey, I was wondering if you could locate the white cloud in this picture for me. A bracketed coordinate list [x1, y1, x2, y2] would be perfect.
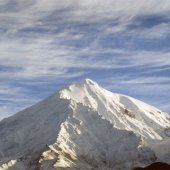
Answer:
[0, 0, 170, 118]
[110, 76, 170, 84]
[1, 0, 170, 75]
[137, 23, 170, 39]
[101, 74, 170, 113]
[0, 83, 40, 120]
[30, 0, 170, 20]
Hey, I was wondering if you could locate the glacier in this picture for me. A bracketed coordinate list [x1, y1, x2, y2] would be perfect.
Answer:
[0, 79, 169, 170]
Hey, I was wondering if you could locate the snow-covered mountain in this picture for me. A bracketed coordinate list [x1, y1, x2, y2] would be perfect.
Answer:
[0, 79, 170, 170]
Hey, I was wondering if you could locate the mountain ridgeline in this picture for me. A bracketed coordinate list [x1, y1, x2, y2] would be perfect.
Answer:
[0, 79, 170, 170]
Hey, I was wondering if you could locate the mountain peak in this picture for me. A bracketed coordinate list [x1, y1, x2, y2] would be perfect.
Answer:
[0, 79, 170, 170]
[59, 78, 99, 100]
[76, 78, 98, 86]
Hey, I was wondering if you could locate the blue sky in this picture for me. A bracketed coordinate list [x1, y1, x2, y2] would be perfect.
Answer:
[0, 0, 170, 119]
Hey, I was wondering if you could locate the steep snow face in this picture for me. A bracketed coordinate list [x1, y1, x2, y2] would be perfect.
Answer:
[0, 94, 72, 169]
[0, 79, 170, 170]
[60, 79, 169, 140]
[39, 103, 156, 170]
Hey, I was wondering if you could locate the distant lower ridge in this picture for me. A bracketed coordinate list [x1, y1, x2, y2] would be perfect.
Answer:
[133, 162, 170, 170]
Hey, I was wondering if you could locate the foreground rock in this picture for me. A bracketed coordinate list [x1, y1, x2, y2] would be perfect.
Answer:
[133, 162, 170, 170]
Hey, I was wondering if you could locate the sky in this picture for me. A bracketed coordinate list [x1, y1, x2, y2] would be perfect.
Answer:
[0, 0, 170, 120]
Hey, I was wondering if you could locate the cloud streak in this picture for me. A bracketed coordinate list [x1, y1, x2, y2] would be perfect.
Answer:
[0, 0, 170, 119]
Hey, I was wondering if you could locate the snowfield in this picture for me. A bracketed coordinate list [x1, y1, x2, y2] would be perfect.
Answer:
[0, 79, 169, 170]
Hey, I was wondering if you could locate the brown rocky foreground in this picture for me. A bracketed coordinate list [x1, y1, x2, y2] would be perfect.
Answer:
[133, 162, 170, 170]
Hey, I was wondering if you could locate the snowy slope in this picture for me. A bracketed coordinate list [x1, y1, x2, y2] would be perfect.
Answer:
[0, 79, 169, 170]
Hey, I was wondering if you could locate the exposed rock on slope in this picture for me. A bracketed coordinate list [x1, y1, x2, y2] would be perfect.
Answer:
[133, 162, 170, 170]
[0, 79, 169, 170]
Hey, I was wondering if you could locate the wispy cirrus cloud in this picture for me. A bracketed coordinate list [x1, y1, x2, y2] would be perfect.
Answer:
[0, 0, 170, 119]
[101, 74, 170, 112]
[0, 83, 39, 120]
